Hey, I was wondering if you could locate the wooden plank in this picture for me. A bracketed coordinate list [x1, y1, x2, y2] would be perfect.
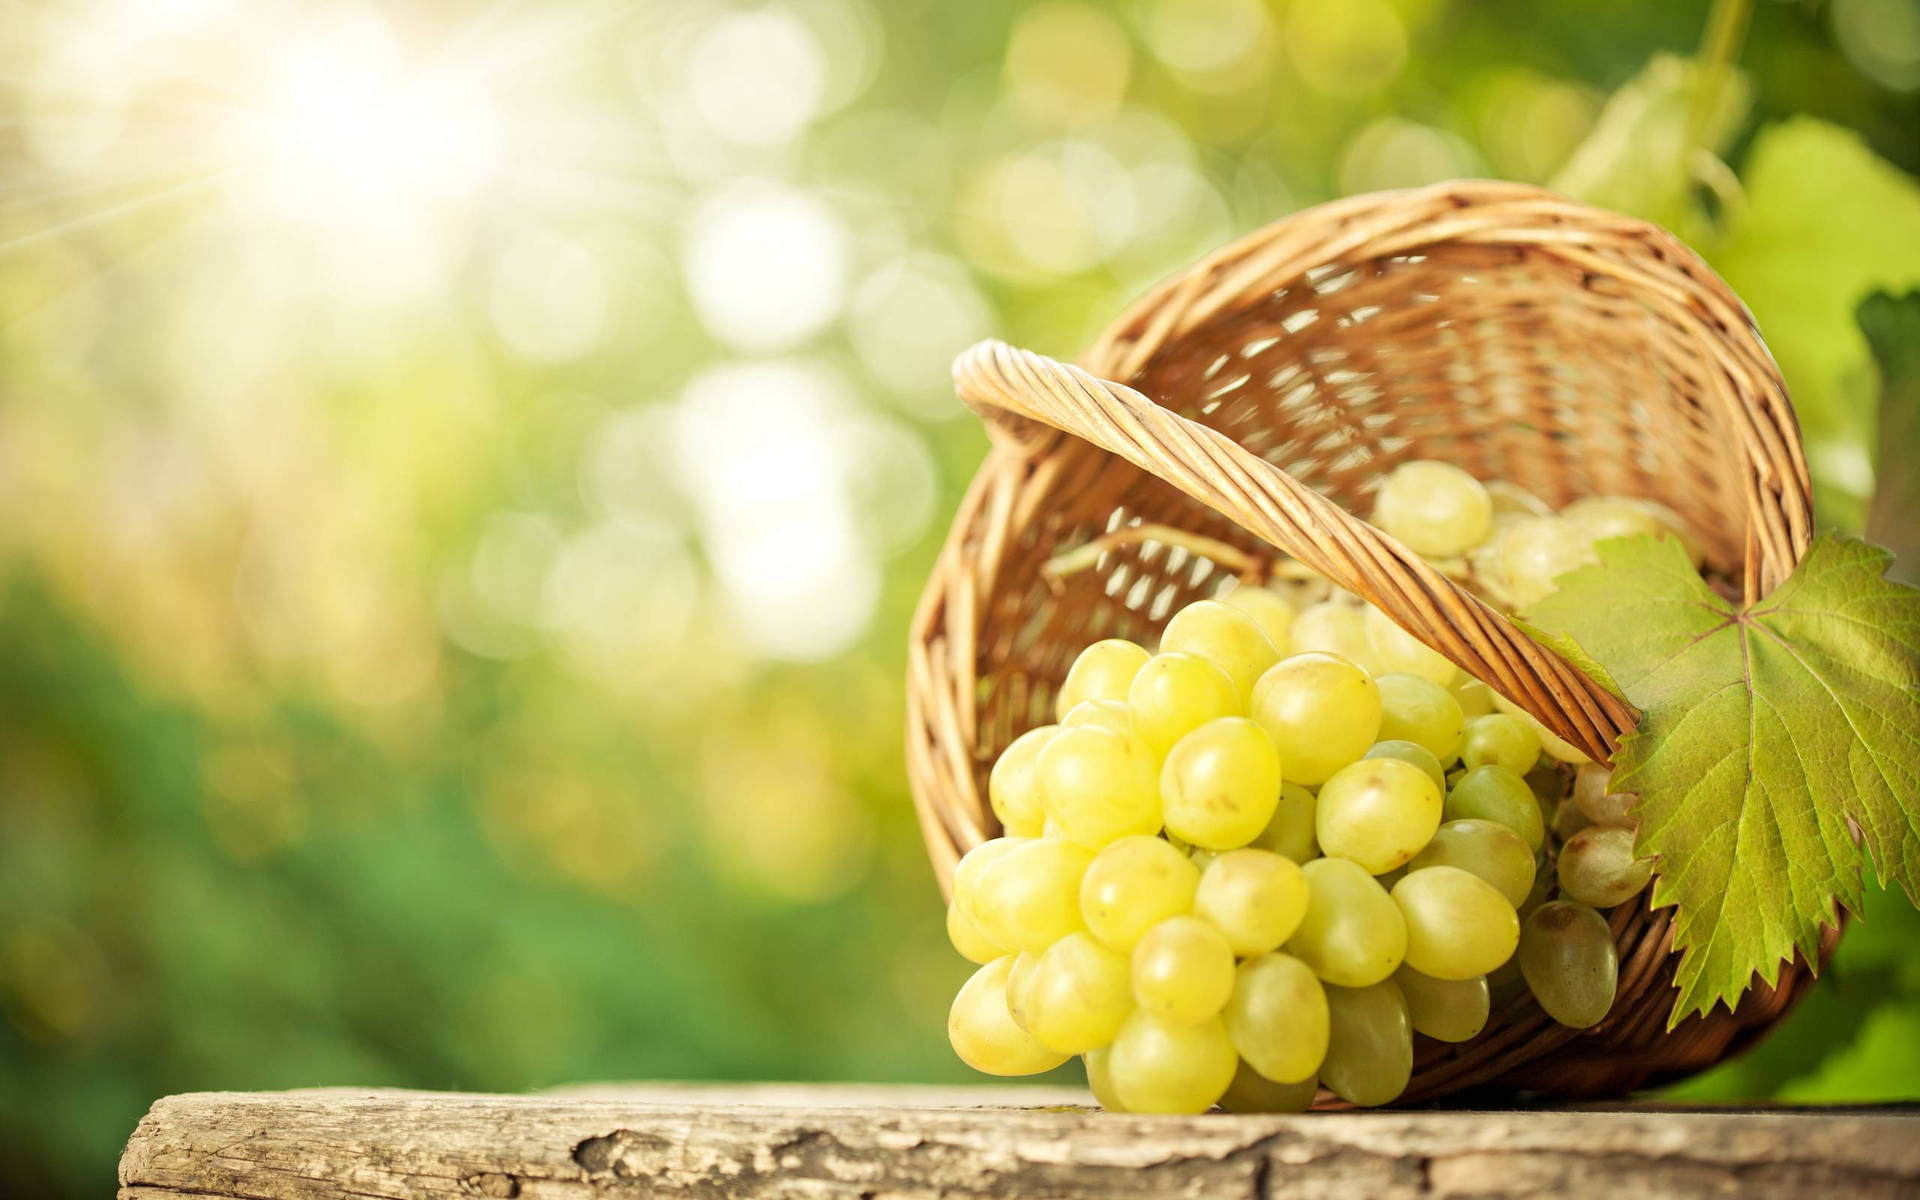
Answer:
[119, 1084, 1920, 1200]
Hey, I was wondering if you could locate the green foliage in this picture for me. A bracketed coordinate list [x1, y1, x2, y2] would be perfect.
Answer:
[1530, 535, 1920, 1023]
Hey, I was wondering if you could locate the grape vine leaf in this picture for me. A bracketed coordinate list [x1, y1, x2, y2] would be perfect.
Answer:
[1527, 534, 1920, 1025]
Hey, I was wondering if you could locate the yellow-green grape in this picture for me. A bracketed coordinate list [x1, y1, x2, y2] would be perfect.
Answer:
[1222, 585, 1296, 655]
[1290, 600, 1384, 675]
[1573, 762, 1635, 825]
[1407, 819, 1536, 908]
[1194, 849, 1309, 956]
[1393, 965, 1489, 1043]
[1490, 690, 1590, 765]
[1557, 825, 1653, 908]
[1219, 1061, 1318, 1113]
[1320, 980, 1413, 1107]
[1517, 851, 1552, 921]
[1372, 460, 1494, 558]
[1496, 514, 1597, 612]
[1551, 796, 1594, 841]
[1247, 782, 1319, 863]
[1314, 757, 1443, 875]
[1060, 698, 1137, 739]
[1056, 638, 1151, 720]
[1250, 652, 1381, 785]
[1005, 950, 1041, 1030]
[1450, 677, 1495, 719]
[1390, 866, 1520, 980]
[1127, 652, 1240, 754]
[1083, 1047, 1127, 1111]
[1445, 765, 1545, 851]
[1036, 725, 1161, 849]
[1106, 1010, 1238, 1114]
[1519, 901, 1618, 1029]
[1285, 857, 1406, 987]
[1159, 600, 1281, 702]
[1364, 605, 1458, 685]
[952, 836, 1029, 927]
[972, 837, 1094, 952]
[988, 725, 1058, 837]
[1375, 673, 1465, 764]
[1486, 480, 1553, 516]
[1224, 952, 1328, 1084]
[1363, 739, 1446, 793]
[1131, 915, 1236, 1025]
[1160, 717, 1282, 850]
[1560, 495, 1702, 564]
[1080, 835, 1200, 953]
[947, 901, 1003, 964]
[949, 956, 1071, 1076]
[1022, 932, 1134, 1054]
[1458, 714, 1541, 775]
[1189, 845, 1221, 872]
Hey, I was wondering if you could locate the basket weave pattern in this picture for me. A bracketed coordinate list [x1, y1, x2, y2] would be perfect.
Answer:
[907, 181, 1827, 1100]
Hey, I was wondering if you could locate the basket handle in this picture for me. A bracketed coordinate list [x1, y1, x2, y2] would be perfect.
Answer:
[952, 338, 1639, 762]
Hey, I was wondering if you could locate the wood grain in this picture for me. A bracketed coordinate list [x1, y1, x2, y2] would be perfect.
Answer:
[119, 1084, 1920, 1200]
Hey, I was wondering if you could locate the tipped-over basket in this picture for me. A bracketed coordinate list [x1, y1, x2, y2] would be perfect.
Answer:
[907, 180, 1835, 1103]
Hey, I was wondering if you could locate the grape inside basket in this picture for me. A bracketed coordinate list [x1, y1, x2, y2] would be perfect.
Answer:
[905, 180, 1834, 1108]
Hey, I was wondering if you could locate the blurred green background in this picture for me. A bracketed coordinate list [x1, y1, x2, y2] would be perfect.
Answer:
[4, 0, 1920, 1194]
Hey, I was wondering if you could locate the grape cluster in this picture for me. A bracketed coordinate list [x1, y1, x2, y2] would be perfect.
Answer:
[945, 461, 1673, 1113]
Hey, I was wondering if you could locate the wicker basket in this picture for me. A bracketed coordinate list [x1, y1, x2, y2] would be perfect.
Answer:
[907, 180, 1836, 1103]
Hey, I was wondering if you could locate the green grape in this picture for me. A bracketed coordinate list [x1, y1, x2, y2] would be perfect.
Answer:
[1194, 849, 1309, 956]
[1551, 796, 1593, 841]
[1106, 1010, 1238, 1114]
[1372, 460, 1494, 558]
[1080, 835, 1199, 953]
[1363, 739, 1446, 793]
[1459, 714, 1541, 775]
[1222, 585, 1296, 656]
[1445, 765, 1545, 851]
[1004, 950, 1041, 1030]
[1489, 690, 1590, 765]
[1224, 952, 1328, 1084]
[1160, 717, 1281, 850]
[1519, 901, 1618, 1029]
[1219, 1061, 1318, 1113]
[1496, 514, 1597, 611]
[1160, 599, 1282, 702]
[1375, 673, 1465, 764]
[1022, 932, 1134, 1054]
[951, 836, 1029, 926]
[1247, 782, 1319, 863]
[949, 955, 1071, 1076]
[1573, 762, 1635, 824]
[1056, 638, 1151, 720]
[1557, 825, 1653, 908]
[1189, 845, 1221, 872]
[1131, 915, 1236, 1025]
[1320, 980, 1413, 1107]
[1127, 652, 1240, 754]
[1390, 866, 1520, 980]
[1250, 652, 1381, 785]
[1289, 600, 1383, 674]
[1285, 857, 1406, 987]
[1517, 851, 1552, 921]
[1486, 480, 1553, 516]
[1450, 677, 1495, 719]
[1393, 965, 1489, 1043]
[947, 901, 1003, 964]
[988, 725, 1058, 837]
[1364, 605, 1458, 685]
[972, 837, 1093, 952]
[1407, 819, 1536, 908]
[1060, 699, 1139, 741]
[1561, 495, 1701, 564]
[1083, 1047, 1127, 1111]
[1036, 725, 1162, 849]
[1314, 757, 1442, 874]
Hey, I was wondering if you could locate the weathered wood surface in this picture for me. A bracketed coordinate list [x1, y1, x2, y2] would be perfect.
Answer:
[119, 1083, 1920, 1200]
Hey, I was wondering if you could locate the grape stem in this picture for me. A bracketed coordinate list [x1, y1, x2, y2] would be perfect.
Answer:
[1042, 524, 1265, 589]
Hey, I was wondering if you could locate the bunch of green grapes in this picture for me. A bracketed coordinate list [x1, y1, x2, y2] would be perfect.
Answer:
[945, 460, 1673, 1112]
